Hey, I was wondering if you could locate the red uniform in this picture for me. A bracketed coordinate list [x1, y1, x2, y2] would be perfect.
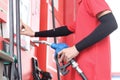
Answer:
[67, 0, 111, 80]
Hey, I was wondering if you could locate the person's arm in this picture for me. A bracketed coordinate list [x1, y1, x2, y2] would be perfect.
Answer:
[75, 11, 118, 52]
[58, 11, 118, 63]
[20, 24, 73, 37]
[35, 26, 73, 37]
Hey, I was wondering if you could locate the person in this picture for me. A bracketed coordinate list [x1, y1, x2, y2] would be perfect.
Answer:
[20, 0, 118, 80]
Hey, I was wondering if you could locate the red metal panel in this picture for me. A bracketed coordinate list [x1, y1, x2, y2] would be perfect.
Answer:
[46, 15, 62, 80]
[0, 0, 8, 22]
[36, 0, 48, 71]
[34, 0, 75, 80]
[0, 37, 3, 50]
[46, 0, 66, 80]
[48, 0, 64, 25]
[0, 11, 7, 22]
[54, 0, 64, 25]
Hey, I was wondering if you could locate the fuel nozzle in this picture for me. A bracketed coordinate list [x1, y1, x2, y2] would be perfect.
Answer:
[50, 43, 71, 75]
[50, 43, 87, 79]
[33, 40, 87, 80]
[50, 43, 68, 58]
[70, 59, 87, 80]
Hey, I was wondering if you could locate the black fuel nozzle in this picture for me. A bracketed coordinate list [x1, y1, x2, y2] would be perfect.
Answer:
[32, 57, 52, 80]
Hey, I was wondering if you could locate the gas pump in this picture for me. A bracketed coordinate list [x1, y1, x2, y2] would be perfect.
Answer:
[32, 57, 52, 80]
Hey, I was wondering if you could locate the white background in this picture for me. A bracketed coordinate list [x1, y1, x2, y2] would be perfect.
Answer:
[106, 0, 120, 73]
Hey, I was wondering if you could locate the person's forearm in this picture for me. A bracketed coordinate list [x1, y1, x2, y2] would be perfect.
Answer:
[35, 26, 73, 37]
[75, 13, 118, 52]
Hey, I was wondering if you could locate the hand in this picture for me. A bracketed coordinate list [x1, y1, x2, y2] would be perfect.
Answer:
[58, 46, 79, 63]
[20, 20, 35, 37]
